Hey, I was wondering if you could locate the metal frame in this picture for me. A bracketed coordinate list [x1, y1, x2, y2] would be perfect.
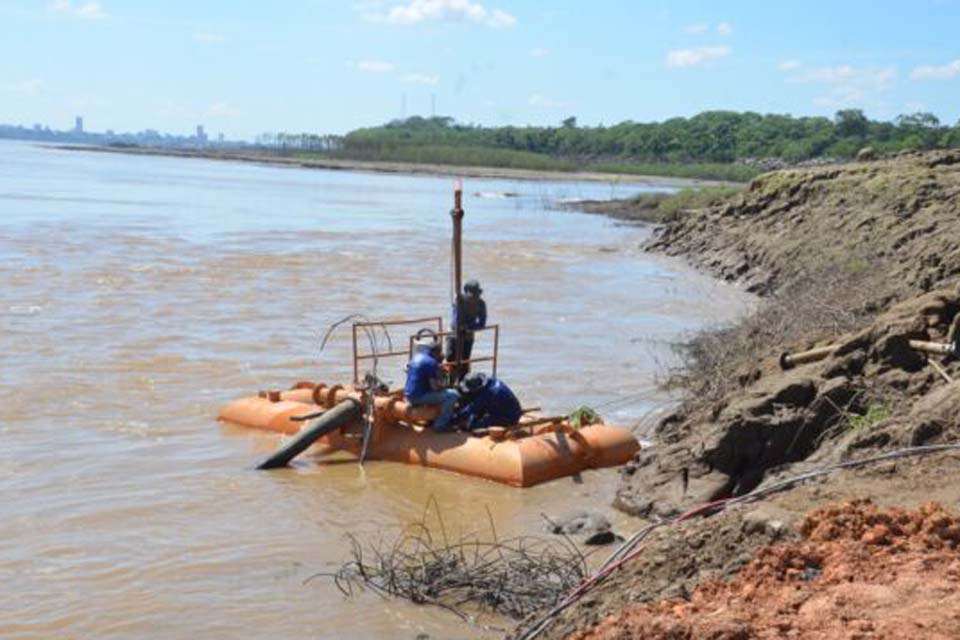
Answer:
[351, 316, 443, 384]
[351, 317, 501, 384]
[432, 324, 500, 378]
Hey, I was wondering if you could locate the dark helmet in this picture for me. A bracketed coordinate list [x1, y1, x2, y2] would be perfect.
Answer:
[464, 279, 482, 295]
[463, 372, 488, 392]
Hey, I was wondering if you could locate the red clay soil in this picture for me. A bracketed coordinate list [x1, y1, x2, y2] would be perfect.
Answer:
[573, 500, 960, 640]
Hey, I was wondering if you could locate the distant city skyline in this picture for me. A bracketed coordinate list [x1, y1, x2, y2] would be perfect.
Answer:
[0, 114, 244, 148]
[1, 114, 223, 140]
[2, 1, 960, 138]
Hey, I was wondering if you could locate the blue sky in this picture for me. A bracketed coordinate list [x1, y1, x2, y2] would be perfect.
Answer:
[1, 0, 959, 139]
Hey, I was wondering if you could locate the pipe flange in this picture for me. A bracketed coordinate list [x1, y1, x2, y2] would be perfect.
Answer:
[325, 384, 344, 408]
[779, 352, 794, 370]
[310, 383, 328, 406]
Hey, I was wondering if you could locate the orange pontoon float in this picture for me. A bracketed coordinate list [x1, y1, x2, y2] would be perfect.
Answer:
[217, 182, 640, 487]
[218, 379, 639, 487]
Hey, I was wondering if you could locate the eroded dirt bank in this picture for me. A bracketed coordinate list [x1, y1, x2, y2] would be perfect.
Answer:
[621, 149, 960, 521]
[575, 500, 960, 640]
[525, 150, 960, 639]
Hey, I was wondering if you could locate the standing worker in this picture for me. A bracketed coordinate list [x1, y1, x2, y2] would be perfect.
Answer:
[405, 331, 459, 432]
[455, 372, 522, 431]
[446, 279, 486, 381]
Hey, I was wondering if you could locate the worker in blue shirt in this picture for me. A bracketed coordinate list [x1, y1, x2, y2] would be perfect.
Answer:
[445, 279, 487, 381]
[404, 331, 459, 432]
[455, 372, 522, 431]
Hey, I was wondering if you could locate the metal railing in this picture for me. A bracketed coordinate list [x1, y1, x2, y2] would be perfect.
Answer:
[431, 325, 500, 379]
[352, 316, 443, 384]
[352, 317, 500, 384]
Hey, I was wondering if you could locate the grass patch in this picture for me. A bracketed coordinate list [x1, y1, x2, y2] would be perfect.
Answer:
[306, 145, 577, 172]
[847, 403, 892, 431]
[592, 162, 762, 182]
[575, 185, 744, 224]
[654, 186, 744, 221]
[296, 146, 763, 182]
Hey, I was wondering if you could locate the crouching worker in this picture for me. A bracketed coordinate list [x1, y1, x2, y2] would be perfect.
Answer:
[456, 372, 522, 431]
[404, 331, 459, 432]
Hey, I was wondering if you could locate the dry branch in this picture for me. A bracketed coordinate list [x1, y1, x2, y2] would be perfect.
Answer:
[317, 517, 589, 621]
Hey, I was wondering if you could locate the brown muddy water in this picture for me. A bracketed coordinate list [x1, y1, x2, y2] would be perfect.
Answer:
[0, 141, 750, 639]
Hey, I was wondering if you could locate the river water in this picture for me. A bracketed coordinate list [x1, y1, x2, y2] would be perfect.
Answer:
[0, 141, 749, 639]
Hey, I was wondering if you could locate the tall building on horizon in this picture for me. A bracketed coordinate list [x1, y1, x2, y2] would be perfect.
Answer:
[74, 116, 84, 134]
[196, 124, 207, 145]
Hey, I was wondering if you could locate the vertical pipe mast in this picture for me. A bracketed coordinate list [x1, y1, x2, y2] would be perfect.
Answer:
[451, 180, 464, 377]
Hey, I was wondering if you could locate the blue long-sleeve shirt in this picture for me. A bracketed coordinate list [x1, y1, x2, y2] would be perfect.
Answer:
[455, 377, 522, 430]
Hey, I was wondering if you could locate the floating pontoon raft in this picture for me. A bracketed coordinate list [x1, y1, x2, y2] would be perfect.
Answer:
[218, 183, 640, 487]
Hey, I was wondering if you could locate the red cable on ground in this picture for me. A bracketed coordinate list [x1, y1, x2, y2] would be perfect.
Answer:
[537, 497, 737, 632]
[515, 443, 960, 640]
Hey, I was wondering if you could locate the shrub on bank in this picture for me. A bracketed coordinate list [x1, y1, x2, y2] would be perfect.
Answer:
[592, 162, 761, 182]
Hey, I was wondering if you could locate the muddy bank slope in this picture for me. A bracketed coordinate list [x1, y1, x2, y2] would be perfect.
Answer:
[523, 150, 960, 639]
[620, 148, 960, 520]
[646, 149, 960, 296]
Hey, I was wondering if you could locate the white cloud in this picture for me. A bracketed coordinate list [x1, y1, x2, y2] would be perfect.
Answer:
[666, 45, 730, 68]
[910, 59, 960, 80]
[487, 9, 515, 27]
[813, 87, 866, 108]
[531, 47, 550, 58]
[357, 60, 395, 72]
[206, 102, 240, 118]
[193, 31, 226, 44]
[3, 79, 43, 96]
[778, 59, 802, 72]
[784, 64, 897, 109]
[49, 0, 106, 20]
[791, 65, 897, 90]
[683, 22, 732, 36]
[75, 2, 104, 19]
[374, 0, 516, 28]
[402, 73, 440, 85]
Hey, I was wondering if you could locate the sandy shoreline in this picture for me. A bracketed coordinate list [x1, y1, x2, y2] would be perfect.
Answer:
[56, 144, 729, 187]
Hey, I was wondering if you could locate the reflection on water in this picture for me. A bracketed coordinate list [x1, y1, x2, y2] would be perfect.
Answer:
[0, 141, 750, 639]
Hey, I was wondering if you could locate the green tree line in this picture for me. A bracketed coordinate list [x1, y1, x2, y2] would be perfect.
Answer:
[340, 110, 960, 165]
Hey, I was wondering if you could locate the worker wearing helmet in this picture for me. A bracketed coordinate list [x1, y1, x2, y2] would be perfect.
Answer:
[446, 279, 487, 381]
[405, 330, 459, 432]
[455, 372, 522, 432]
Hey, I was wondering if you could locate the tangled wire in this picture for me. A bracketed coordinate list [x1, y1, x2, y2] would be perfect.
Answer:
[315, 504, 588, 623]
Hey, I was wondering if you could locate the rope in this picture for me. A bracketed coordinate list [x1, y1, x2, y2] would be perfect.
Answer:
[514, 442, 960, 640]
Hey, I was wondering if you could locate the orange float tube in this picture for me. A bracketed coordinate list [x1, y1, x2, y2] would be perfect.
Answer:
[217, 381, 640, 487]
